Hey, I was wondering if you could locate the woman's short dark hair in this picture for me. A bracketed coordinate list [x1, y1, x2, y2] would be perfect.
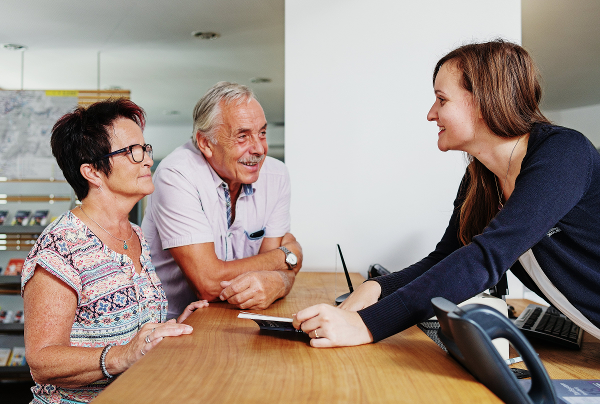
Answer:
[51, 98, 146, 200]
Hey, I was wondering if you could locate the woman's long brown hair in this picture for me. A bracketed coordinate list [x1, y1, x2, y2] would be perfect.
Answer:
[432, 40, 551, 245]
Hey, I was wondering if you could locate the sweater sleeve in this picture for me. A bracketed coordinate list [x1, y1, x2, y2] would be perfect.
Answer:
[372, 174, 466, 299]
[359, 125, 593, 342]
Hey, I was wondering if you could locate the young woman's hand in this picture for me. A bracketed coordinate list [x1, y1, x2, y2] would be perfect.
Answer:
[292, 304, 373, 348]
[338, 280, 381, 311]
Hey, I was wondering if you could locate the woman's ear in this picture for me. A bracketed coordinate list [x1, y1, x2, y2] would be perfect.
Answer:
[80, 163, 103, 189]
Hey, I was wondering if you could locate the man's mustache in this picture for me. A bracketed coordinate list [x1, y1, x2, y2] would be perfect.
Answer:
[238, 154, 265, 164]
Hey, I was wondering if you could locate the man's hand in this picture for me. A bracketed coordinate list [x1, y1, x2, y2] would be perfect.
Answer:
[170, 234, 301, 302]
[292, 304, 374, 348]
[338, 280, 382, 311]
[219, 271, 289, 309]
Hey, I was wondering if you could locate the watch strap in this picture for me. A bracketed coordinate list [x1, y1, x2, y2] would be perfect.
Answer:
[278, 246, 297, 269]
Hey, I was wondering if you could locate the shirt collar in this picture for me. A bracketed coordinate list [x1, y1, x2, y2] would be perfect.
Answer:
[201, 153, 257, 197]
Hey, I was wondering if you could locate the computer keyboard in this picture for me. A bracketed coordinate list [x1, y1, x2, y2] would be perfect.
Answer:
[418, 320, 448, 353]
[514, 304, 583, 349]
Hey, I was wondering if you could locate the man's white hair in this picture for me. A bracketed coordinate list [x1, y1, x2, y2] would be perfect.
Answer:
[192, 81, 256, 148]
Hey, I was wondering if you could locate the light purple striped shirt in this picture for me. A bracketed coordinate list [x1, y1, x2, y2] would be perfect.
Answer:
[142, 140, 291, 318]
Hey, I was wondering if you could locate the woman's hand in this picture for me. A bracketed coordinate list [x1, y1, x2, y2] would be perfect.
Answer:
[109, 320, 195, 375]
[292, 304, 374, 348]
[177, 300, 209, 323]
[119, 300, 208, 368]
[338, 280, 382, 311]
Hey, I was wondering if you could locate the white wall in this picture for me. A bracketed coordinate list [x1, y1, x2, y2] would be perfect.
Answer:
[143, 124, 193, 160]
[545, 104, 600, 147]
[285, 0, 522, 283]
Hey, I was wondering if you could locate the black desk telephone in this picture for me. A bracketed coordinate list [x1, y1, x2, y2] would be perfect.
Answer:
[431, 297, 556, 404]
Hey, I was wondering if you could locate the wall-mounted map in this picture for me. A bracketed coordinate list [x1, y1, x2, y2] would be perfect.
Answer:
[0, 90, 78, 179]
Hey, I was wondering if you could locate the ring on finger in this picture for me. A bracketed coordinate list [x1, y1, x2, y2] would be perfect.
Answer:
[141, 348, 146, 356]
[145, 335, 151, 344]
[151, 328, 156, 333]
[314, 329, 320, 339]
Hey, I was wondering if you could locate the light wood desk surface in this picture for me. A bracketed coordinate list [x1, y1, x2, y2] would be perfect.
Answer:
[94, 273, 599, 404]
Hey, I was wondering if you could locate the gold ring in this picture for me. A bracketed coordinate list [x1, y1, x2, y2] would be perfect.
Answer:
[314, 330, 319, 339]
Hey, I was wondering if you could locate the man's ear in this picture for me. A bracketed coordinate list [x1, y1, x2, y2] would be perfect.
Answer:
[80, 163, 103, 189]
[196, 132, 214, 159]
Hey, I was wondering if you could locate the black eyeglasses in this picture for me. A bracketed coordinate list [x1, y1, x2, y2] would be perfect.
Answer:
[99, 144, 153, 163]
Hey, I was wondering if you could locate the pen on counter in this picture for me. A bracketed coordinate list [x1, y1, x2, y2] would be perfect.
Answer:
[505, 356, 523, 365]
[505, 353, 538, 366]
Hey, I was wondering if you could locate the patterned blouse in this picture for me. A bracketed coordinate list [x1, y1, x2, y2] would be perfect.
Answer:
[21, 211, 168, 404]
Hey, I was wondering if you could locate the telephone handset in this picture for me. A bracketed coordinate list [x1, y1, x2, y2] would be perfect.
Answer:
[431, 297, 556, 404]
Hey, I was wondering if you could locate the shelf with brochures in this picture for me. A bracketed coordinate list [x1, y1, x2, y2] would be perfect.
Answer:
[0, 275, 21, 286]
[0, 179, 74, 382]
[0, 225, 45, 235]
[0, 365, 30, 380]
[0, 323, 24, 333]
[0, 275, 21, 295]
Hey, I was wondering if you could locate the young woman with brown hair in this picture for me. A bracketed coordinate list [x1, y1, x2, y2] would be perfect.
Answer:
[292, 39, 600, 347]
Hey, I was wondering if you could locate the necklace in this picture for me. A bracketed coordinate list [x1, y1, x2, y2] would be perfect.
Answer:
[78, 205, 134, 250]
[494, 135, 523, 210]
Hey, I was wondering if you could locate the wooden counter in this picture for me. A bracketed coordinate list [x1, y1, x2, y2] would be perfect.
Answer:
[93, 273, 599, 403]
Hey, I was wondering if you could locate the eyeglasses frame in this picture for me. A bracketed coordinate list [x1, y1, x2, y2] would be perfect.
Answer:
[99, 143, 153, 163]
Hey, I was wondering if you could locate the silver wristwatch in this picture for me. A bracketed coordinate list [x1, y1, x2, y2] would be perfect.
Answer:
[278, 246, 297, 269]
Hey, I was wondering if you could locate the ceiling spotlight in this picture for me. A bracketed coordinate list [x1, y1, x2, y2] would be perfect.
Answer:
[250, 77, 272, 84]
[3, 43, 27, 51]
[191, 31, 220, 40]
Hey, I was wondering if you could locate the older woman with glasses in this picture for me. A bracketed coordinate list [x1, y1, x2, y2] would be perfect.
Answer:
[21, 99, 208, 404]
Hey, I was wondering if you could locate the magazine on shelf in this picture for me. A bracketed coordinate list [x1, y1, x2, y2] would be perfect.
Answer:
[11, 210, 31, 226]
[7, 347, 26, 366]
[0, 310, 12, 324]
[13, 310, 24, 323]
[237, 312, 305, 333]
[29, 210, 49, 226]
[0, 348, 11, 366]
[0, 210, 8, 225]
[3, 258, 25, 275]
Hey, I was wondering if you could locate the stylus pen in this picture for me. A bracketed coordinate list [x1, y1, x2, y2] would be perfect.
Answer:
[505, 352, 539, 365]
[505, 356, 523, 365]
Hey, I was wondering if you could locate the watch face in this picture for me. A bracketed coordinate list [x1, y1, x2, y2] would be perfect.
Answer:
[286, 253, 298, 266]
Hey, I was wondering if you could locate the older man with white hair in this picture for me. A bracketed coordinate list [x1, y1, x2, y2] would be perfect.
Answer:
[142, 82, 302, 318]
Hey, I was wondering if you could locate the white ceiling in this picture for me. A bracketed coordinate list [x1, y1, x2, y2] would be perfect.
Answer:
[1, 0, 598, 130]
[522, 0, 600, 111]
[0, 0, 284, 127]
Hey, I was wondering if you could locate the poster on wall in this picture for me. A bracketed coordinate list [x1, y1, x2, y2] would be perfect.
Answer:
[0, 90, 78, 180]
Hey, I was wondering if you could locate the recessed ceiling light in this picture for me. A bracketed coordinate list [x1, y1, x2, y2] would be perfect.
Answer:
[162, 110, 181, 116]
[191, 31, 220, 40]
[3, 43, 27, 51]
[250, 77, 272, 84]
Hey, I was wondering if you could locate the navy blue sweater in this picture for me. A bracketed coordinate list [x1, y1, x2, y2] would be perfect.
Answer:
[358, 124, 600, 342]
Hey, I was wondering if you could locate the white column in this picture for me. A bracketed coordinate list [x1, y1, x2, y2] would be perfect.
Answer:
[285, 0, 521, 277]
